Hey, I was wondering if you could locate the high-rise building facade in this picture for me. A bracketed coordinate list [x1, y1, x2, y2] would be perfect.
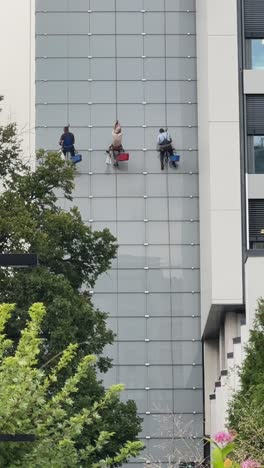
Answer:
[35, 0, 203, 465]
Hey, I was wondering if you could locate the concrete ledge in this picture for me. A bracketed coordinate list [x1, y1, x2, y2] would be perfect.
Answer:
[244, 69, 264, 94]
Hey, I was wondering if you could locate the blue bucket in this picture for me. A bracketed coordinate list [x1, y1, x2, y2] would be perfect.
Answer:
[71, 153, 82, 164]
[170, 154, 180, 162]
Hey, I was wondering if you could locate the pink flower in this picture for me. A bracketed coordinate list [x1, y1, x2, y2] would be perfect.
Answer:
[241, 460, 261, 468]
[213, 431, 234, 445]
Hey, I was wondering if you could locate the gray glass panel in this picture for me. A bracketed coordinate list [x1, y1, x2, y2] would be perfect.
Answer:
[116, 13, 143, 34]
[90, 36, 116, 57]
[168, 198, 199, 220]
[148, 366, 173, 387]
[169, 221, 200, 244]
[91, 59, 116, 80]
[94, 270, 118, 293]
[118, 366, 147, 388]
[118, 342, 147, 364]
[146, 199, 168, 221]
[147, 245, 170, 268]
[91, 175, 115, 196]
[147, 270, 171, 293]
[142, 414, 173, 437]
[36, 58, 67, 80]
[145, 81, 165, 103]
[68, 59, 90, 80]
[103, 343, 118, 362]
[166, 12, 196, 34]
[36, 104, 66, 126]
[166, 81, 197, 103]
[90, 13, 115, 34]
[144, 36, 165, 57]
[148, 390, 173, 412]
[118, 270, 146, 293]
[144, 58, 165, 80]
[167, 104, 197, 126]
[91, 104, 116, 126]
[120, 390, 148, 413]
[36, 0, 68, 10]
[144, 0, 165, 11]
[117, 222, 145, 244]
[172, 317, 201, 340]
[68, 36, 90, 57]
[116, 0, 143, 11]
[145, 105, 166, 126]
[146, 222, 169, 244]
[118, 245, 146, 268]
[166, 35, 196, 57]
[91, 128, 113, 150]
[69, 104, 90, 126]
[166, 0, 196, 10]
[118, 318, 146, 340]
[170, 269, 200, 292]
[117, 36, 143, 57]
[117, 174, 145, 196]
[148, 439, 203, 462]
[126, 151, 145, 172]
[117, 104, 144, 126]
[166, 58, 196, 80]
[171, 293, 200, 317]
[69, 82, 90, 103]
[92, 293, 118, 316]
[146, 174, 167, 196]
[36, 36, 67, 57]
[173, 366, 203, 388]
[146, 293, 170, 317]
[117, 81, 144, 103]
[117, 59, 143, 80]
[168, 174, 198, 197]
[72, 175, 90, 197]
[170, 245, 200, 268]
[90, 0, 115, 11]
[123, 128, 144, 148]
[147, 342, 202, 365]
[173, 389, 203, 412]
[118, 293, 146, 316]
[144, 13, 165, 34]
[36, 82, 68, 103]
[90, 151, 113, 172]
[91, 198, 117, 220]
[91, 81, 116, 103]
[117, 198, 145, 221]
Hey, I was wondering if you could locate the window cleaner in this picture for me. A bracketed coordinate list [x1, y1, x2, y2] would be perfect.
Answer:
[59, 126, 82, 165]
[157, 128, 178, 170]
[106, 121, 129, 167]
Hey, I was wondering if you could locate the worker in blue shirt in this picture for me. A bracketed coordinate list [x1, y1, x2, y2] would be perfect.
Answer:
[59, 126, 75, 157]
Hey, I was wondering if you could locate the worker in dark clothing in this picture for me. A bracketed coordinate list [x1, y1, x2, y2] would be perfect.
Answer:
[59, 126, 75, 157]
[157, 128, 176, 170]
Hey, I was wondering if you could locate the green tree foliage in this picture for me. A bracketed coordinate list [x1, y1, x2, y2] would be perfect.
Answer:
[228, 299, 264, 463]
[0, 303, 143, 468]
[0, 102, 142, 463]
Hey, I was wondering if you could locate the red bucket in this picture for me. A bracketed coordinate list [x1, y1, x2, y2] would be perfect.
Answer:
[116, 153, 129, 161]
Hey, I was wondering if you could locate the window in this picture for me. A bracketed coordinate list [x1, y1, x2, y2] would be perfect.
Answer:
[254, 136, 264, 173]
[251, 39, 264, 69]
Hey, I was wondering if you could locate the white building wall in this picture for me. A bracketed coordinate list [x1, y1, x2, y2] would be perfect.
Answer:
[0, 0, 35, 160]
[196, 0, 243, 335]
